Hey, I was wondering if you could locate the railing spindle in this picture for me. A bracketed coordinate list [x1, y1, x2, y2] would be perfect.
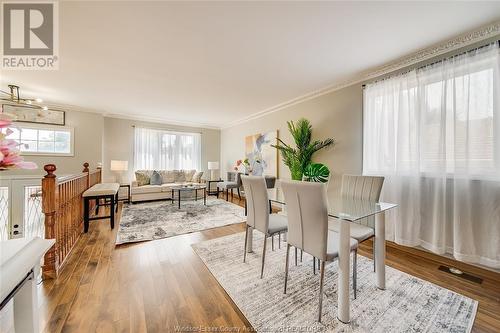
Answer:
[41, 162, 102, 278]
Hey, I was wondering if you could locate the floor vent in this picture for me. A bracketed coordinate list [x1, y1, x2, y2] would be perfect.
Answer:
[438, 265, 483, 284]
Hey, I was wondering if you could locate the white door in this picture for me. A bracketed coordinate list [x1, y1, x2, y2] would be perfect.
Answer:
[0, 179, 11, 240]
[0, 178, 44, 240]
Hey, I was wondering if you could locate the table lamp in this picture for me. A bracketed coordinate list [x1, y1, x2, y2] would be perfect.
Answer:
[110, 160, 129, 184]
[207, 161, 219, 181]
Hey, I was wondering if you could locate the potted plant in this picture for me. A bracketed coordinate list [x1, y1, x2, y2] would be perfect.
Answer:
[302, 163, 330, 183]
[271, 118, 334, 181]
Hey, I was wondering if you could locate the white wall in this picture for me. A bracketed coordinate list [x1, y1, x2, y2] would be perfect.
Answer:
[221, 83, 363, 188]
[102, 117, 220, 182]
[1, 110, 104, 177]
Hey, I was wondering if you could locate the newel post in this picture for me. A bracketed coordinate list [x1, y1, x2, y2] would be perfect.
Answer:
[42, 164, 58, 278]
[83, 162, 90, 188]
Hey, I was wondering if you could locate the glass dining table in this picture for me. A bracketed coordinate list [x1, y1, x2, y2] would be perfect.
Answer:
[244, 187, 397, 324]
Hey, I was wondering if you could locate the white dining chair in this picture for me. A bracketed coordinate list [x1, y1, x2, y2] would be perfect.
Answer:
[241, 175, 288, 278]
[328, 174, 384, 272]
[280, 180, 358, 322]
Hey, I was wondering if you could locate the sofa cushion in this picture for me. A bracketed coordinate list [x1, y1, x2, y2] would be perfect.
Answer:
[131, 185, 162, 194]
[173, 170, 186, 183]
[193, 171, 203, 183]
[159, 170, 175, 183]
[184, 169, 196, 182]
[135, 170, 152, 186]
[150, 171, 162, 185]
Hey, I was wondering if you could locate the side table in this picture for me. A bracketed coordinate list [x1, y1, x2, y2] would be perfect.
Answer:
[207, 179, 222, 196]
[119, 184, 131, 203]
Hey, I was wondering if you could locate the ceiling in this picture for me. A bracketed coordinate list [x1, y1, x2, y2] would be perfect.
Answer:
[1, 1, 500, 128]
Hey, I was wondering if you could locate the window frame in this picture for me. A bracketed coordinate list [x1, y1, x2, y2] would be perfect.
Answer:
[133, 126, 202, 171]
[8, 122, 75, 157]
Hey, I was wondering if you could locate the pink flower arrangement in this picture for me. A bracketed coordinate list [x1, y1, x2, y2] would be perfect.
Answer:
[234, 159, 242, 170]
[234, 158, 252, 173]
[0, 115, 37, 170]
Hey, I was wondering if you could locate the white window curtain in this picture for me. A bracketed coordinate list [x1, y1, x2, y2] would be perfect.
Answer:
[134, 127, 201, 170]
[363, 42, 500, 269]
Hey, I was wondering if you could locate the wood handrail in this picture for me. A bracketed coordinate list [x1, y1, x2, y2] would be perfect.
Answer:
[56, 171, 101, 184]
[41, 162, 102, 278]
[56, 173, 87, 183]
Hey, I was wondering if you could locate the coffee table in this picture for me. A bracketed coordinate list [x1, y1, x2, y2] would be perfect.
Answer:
[171, 185, 207, 209]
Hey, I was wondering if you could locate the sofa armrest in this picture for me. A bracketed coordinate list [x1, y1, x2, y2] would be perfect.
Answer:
[131, 181, 139, 187]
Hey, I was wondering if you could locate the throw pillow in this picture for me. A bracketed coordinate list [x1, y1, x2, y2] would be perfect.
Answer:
[184, 169, 196, 182]
[135, 171, 150, 186]
[160, 170, 175, 183]
[174, 170, 186, 183]
[150, 171, 162, 185]
[193, 171, 203, 183]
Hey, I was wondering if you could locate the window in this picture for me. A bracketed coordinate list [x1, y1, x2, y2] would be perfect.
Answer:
[134, 127, 201, 170]
[362, 42, 500, 269]
[6, 124, 74, 156]
[363, 42, 499, 178]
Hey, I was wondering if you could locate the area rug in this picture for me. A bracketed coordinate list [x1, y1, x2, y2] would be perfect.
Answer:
[192, 232, 478, 333]
[116, 198, 245, 244]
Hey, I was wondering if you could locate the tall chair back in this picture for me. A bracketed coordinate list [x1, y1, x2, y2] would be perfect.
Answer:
[341, 175, 384, 228]
[236, 172, 243, 187]
[227, 171, 243, 187]
[340, 175, 384, 201]
[280, 180, 329, 261]
[227, 171, 237, 182]
[241, 176, 270, 234]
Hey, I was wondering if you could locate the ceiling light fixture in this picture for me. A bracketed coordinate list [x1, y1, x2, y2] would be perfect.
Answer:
[7, 84, 20, 102]
[0, 84, 54, 112]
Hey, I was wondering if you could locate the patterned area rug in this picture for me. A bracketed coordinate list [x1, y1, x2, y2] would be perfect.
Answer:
[116, 198, 245, 244]
[192, 232, 478, 333]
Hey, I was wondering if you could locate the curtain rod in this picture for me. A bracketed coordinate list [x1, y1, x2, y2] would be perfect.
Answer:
[362, 39, 500, 88]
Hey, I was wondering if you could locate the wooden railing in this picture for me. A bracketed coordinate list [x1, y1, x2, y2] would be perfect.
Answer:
[41, 162, 102, 278]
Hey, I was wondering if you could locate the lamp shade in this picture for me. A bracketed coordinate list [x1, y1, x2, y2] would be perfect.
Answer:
[207, 161, 219, 170]
[110, 160, 128, 171]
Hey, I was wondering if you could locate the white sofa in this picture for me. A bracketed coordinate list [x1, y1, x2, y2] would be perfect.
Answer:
[130, 169, 204, 203]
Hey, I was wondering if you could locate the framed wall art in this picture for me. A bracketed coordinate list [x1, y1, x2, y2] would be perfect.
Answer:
[1, 104, 65, 126]
[244, 130, 278, 177]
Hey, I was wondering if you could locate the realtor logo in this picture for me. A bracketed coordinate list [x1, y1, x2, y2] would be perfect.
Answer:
[1, 1, 59, 70]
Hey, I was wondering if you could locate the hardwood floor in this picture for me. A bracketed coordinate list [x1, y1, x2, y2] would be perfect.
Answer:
[38, 197, 500, 333]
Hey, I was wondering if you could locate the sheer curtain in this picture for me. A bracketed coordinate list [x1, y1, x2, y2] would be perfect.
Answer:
[134, 127, 201, 170]
[363, 43, 500, 269]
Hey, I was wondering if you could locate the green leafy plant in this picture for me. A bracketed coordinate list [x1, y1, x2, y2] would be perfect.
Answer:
[271, 118, 334, 180]
[302, 163, 330, 183]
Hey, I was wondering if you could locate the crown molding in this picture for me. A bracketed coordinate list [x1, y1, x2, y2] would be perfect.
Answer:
[47, 102, 222, 129]
[2, 99, 221, 130]
[359, 20, 500, 83]
[223, 20, 500, 129]
[103, 112, 221, 130]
